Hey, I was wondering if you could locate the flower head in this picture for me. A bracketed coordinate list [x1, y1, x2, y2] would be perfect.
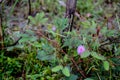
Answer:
[52, 26, 56, 31]
[77, 45, 85, 55]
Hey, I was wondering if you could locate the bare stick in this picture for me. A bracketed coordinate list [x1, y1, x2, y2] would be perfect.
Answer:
[0, 4, 4, 49]
[66, 0, 77, 31]
[28, 0, 31, 15]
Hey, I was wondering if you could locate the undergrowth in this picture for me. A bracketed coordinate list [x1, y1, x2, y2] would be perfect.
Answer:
[0, 0, 120, 80]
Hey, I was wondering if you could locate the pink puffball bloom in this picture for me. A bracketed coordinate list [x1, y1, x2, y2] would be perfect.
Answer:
[52, 26, 56, 31]
[77, 45, 85, 55]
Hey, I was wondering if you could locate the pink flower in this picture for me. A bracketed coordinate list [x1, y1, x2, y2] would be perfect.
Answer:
[77, 45, 85, 55]
[52, 26, 56, 31]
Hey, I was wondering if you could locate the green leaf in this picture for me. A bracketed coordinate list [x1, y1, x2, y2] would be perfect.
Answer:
[36, 51, 55, 61]
[36, 13, 43, 24]
[81, 51, 90, 58]
[52, 65, 63, 72]
[84, 78, 94, 80]
[66, 74, 78, 80]
[103, 61, 109, 71]
[28, 16, 36, 25]
[91, 52, 106, 60]
[31, 42, 41, 47]
[40, 18, 48, 24]
[62, 67, 70, 77]
[20, 33, 29, 37]
[30, 36, 38, 41]
[7, 46, 14, 51]
[26, 30, 35, 35]
[81, 21, 90, 28]
[38, 12, 45, 19]
[19, 37, 30, 43]
[28, 12, 47, 25]
[54, 18, 68, 31]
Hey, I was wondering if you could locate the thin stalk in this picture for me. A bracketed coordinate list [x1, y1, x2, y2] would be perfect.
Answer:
[28, 0, 31, 15]
[10, 0, 19, 17]
[96, 72, 101, 80]
[116, 14, 120, 30]
[0, 2, 4, 49]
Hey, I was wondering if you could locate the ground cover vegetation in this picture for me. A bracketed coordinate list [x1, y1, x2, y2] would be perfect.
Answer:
[0, 0, 120, 80]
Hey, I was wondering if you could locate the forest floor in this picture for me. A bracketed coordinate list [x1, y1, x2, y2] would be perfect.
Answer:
[0, 0, 120, 80]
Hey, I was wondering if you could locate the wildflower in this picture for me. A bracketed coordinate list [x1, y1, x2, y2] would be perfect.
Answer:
[52, 26, 56, 31]
[77, 45, 85, 55]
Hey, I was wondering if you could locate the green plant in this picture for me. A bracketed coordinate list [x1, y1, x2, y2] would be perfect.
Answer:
[52, 65, 70, 77]
[1, 0, 120, 80]
[28, 12, 48, 26]
[77, 0, 103, 15]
